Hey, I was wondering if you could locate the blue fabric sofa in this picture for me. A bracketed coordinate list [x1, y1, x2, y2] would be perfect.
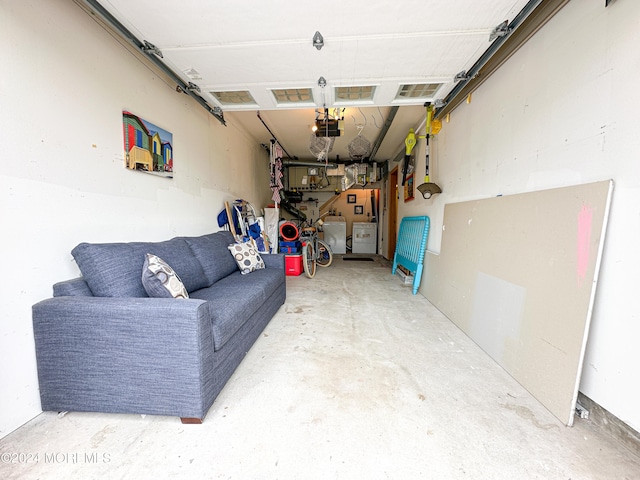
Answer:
[32, 231, 286, 424]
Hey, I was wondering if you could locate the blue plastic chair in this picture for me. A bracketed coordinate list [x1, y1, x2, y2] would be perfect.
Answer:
[391, 216, 430, 295]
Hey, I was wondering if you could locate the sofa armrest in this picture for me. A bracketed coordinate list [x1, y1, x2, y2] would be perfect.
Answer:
[32, 296, 214, 418]
[53, 277, 93, 297]
[263, 253, 285, 270]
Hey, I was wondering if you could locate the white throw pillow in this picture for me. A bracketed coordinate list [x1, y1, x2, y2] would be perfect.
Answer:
[228, 240, 265, 275]
[141, 253, 189, 298]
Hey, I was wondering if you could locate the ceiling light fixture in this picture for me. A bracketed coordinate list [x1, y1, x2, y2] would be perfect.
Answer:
[312, 76, 343, 137]
[312, 31, 324, 50]
[313, 108, 344, 138]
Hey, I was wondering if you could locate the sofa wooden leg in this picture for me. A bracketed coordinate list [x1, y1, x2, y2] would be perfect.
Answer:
[180, 417, 203, 424]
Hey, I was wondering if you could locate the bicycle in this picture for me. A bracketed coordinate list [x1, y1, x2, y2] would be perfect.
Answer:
[299, 217, 333, 278]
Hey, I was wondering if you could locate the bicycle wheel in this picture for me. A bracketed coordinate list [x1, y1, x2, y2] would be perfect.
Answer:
[302, 242, 316, 278]
[316, 239, 333, 267]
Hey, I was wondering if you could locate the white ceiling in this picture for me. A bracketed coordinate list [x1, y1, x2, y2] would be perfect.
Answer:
[95, 0, 533, 162]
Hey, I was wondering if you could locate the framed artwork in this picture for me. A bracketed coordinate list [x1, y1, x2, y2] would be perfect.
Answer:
[354, 205, 364, 215]
[122, 111, 173, 178]
[404, 174, 415, 202]
[347, 194, 357, 204]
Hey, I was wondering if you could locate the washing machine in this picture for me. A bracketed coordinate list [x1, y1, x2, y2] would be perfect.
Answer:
[352, 222, 377, 254]
[322, 216, 347, 254]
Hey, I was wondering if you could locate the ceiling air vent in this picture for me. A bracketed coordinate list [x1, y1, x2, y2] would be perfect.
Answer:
[396, 83, 442, 100]
[211, 90, 256, 106]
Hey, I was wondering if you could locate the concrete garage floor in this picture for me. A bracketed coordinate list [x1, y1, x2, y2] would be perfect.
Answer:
[2, 256, 640, 479]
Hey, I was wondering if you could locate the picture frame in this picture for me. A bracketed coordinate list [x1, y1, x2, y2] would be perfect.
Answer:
[347, 194, 356, 204]
[354, 205, 364, 215]
[404, 174, 415, 202]
[123, 111, 173, 178]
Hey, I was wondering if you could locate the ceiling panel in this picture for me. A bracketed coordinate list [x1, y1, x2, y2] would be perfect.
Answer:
[166, 34, 480, 83]
[100, 0, 527, 46]
[91, 0, 534, 163]
[98, 0, 532, 111]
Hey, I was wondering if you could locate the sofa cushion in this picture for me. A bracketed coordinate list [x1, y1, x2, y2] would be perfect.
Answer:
[190, 268, 283, 351]
[238, 267, 285, 300]
[72, 238, 208, 297]
[142, 254, 189, 299]
[227, 240, 265, 274]
[184, 231, 239, 285]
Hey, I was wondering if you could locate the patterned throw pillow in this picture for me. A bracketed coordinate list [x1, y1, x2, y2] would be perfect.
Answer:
[228, 240, 265, 275]
[141, 253, 189, 298]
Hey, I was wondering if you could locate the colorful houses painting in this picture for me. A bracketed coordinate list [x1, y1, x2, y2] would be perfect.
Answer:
[122, 111, 173, 178]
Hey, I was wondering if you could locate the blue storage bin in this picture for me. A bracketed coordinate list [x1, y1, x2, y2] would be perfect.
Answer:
[279, 240, 301, 248]
[279, 240, 301, 253]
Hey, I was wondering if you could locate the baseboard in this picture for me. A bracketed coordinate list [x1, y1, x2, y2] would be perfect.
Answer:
[578, 392, 640, 457]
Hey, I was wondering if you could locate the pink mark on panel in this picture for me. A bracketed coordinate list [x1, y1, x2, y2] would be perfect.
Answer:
[577, 204, 593, 286]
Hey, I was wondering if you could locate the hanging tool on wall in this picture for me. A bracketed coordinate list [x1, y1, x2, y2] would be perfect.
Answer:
[401, 128, 417, 186]
[416, 102, 442, 199]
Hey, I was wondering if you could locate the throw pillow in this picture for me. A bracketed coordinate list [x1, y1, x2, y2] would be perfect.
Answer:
[142, 253, 189, 298]
[228, 240, 265, 275]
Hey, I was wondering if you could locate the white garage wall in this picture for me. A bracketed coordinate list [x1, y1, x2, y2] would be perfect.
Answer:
[398, 0, 640, 431]
[0, 0, 271, 437]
